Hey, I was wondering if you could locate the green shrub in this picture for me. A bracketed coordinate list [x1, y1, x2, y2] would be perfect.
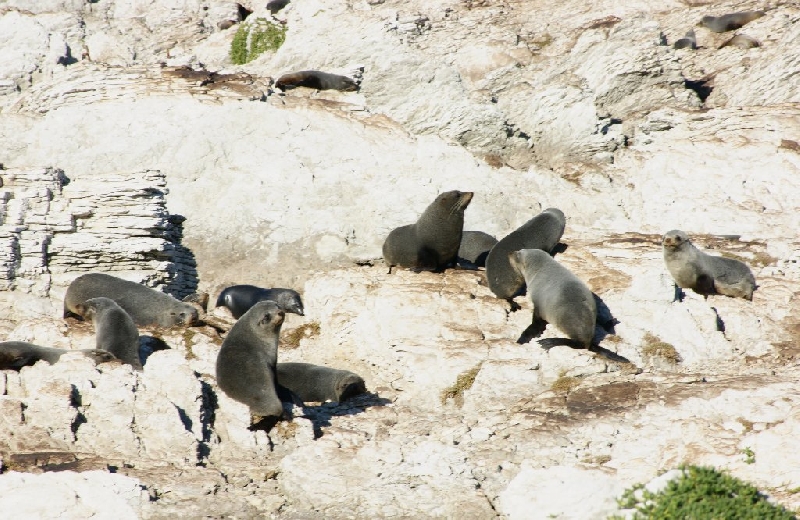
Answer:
[230, 19, 287, 65]
[612, 465, 796, 519]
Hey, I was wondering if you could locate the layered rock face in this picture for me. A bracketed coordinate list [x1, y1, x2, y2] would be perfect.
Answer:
[0, 0, 799, 518]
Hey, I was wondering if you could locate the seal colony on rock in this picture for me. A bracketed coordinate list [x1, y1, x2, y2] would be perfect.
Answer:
[662, 230, 756, 301]
[383, 190, 474, 272]
[276, 362, 367, 403]
[485, 208, 566, 300]
[457, 230, 498, 268]
[0, 341, 116, 370]
[274, 70, 359, 92]
[216, 301, 286, 418]
[64, 272, 200, 328]
[509, 249, 597, 348]
[216, 285, 304, 319]
[700, 11, 764, 33]
[74, 297, 142, 370]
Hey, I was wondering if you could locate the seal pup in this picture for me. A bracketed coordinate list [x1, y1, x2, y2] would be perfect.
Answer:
[662, 229, 756, 301]
[673, 29, 697, 50]
[216, 301, 286, 418]
[485, 208, 566, 300]
[216, 285, 304, 319]
[0, 341, 116, 370]
[700, 11, 764, 33]
[64, 273, 199, 328]
[720, 34, 760, 49]
[383, 190, 474, 272]
[275, 71, 359, 92]
[509, 249, 596, 348]
[74, 297, 142, 370]
[457, 230, 498, 268]
[276, 362, 367, 403]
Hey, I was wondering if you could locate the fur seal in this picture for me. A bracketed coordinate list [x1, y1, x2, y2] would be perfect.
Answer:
[509, 248, 596, 348]
[720, 34, 760, 49]
[274, 71, 359, 92]
[383, 190, 474, 272]
[662, 229, 756, 301]
[64, 273, 199, 328]
[700, 11, 764, 33]
[276, 362, 367, 403]
[485, 208, 566, 300]
[458, 230, 498, 268]
[216, 285, 304, 319]
[674, 29, 697, 50]
[0, 341, 116, 370]
[75, 297, 142, 370]
[216, 301, 286, 418]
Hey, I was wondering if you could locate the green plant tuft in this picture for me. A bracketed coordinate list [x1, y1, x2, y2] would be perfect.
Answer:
[743, 446, 756, 465]
[441, 364, 482, 405]
[611, 465, 796, 519]
[230, 19, 287, 65]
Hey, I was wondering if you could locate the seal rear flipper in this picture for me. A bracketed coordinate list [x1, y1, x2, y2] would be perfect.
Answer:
[537, 337, 585, 350]
[588, 344, 631, 364]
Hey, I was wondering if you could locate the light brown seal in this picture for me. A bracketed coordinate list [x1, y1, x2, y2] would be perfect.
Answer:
[382, 190, 474, 272]
[662, 229, 756, 301]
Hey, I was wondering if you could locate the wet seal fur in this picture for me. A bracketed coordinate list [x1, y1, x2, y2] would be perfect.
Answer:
[510, 249, 596, 348]
[275, 70, 359, 92]
[383, 190, 474, 272]
[216, 301, 286, 418]
[75, 297, 142, 370]
[485, 208, 566, 300]
[276, 362, 367, 403]
[0, 341, 116, 370]
[457, 230, 498, 268]
[662, 229, 756, 301]
[216, 285, 304, 319]
[700, 11, 764, 33]
[64, 273, 199, 328]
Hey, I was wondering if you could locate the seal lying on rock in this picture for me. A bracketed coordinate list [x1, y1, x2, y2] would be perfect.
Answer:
[485, 208, 566, 300]
[216, 301, 286, 418]
[673, 29, 697, 50]
[509, 249, 596, 348]
[216, 285, 304, 319]
[64, 273, 199, 328]
[383, 190, 474, 272]
[0, 341, 116, 370]
[662, 230, 756, 301]
[74, 297, 142, 370]
[276, 362, 367, 403]
[700, 11, 764, 33]
[457, 231, 498, 268]
[275, 71, 359, 92]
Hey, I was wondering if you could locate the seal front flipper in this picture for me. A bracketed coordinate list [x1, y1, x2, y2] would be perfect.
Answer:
[276, 384, 305, 406]
[516, 316, 548, 344]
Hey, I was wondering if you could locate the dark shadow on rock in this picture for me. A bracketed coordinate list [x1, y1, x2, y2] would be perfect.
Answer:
[139, 336, 171, 366]
[287, 392, 392, 439]
[537, 338, 630, 363]
[161, 214, 200, 300]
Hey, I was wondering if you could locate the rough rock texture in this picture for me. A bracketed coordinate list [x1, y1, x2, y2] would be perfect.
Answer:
[0, 0, 799, 518]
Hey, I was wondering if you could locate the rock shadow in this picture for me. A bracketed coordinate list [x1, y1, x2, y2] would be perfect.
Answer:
[161, 214, 200, 301]
[138, 335, 171, 366]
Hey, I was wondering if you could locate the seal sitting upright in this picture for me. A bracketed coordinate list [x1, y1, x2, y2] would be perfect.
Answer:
[216, 301, 286, 418]
[509, 248, 596, 348]
[64, 273, 199, 328]
[382, 190, 473, 272]
[662, 229, 756, 301]
[216, 285, 304, 319]
[74, 297, 142, 370]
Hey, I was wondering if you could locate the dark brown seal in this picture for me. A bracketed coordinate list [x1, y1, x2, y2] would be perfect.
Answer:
[0, 341, 116, 370]
[216, 301, 286, 418]
[700, 11, 764, 33]
[382, 190, 474, 272]
[64, 273, 199, 328]
[216, 285, 304, 319]
[662, 230, 756, 301]
[276, 362, 366, 403]
[75, 297, 142, 370]
[274, 70, 359, 92]
[485, 208, 566, 300]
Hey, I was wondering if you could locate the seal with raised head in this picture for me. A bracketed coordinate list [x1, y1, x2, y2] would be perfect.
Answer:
[700, 11, 764, 33]
[457, 230, 498, 268]
[383, 190, 474, 272]
[673, 29, 697, 50]
[509, 248, 596, 348]
[276, 362, 367, 403]
[64, 273, 199, 328]
[74, 297, 142, 370]
[216, 301, 286, 418]
[662, 229, 756, 301]
[485, 207, 566, 300]
[0, 341, 116, 370]
[275, 71, 359, 92]
[216, 285, 304, 319]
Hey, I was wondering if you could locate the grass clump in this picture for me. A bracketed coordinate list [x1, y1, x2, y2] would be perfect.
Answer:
[282, 322, 321, 350]
[641, 333, 681, 364]
[551, 370, 581, 394]
[612, 465, 796, 519]
[230, 19, 287, 64]
[441, 364, 482, 405]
